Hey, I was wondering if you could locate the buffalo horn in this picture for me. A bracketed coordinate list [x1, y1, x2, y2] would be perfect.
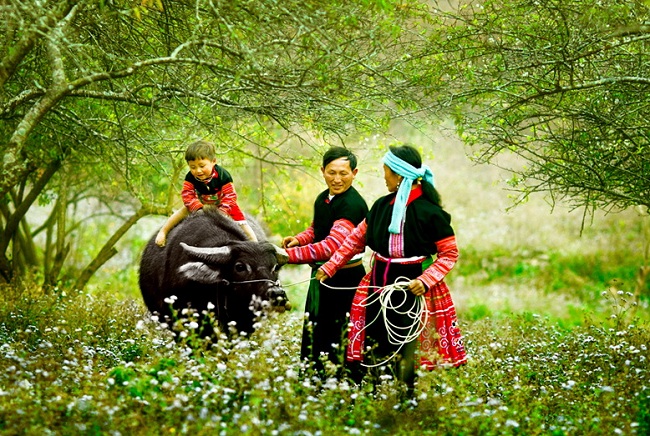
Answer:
[274, 245, 289, 265]
[180, 242, 231, 263]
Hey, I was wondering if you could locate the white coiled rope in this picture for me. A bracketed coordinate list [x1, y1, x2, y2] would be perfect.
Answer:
[320, 276, 427, 368]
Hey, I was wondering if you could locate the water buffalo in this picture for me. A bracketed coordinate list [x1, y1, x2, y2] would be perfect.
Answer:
[139, 208, 289, 338]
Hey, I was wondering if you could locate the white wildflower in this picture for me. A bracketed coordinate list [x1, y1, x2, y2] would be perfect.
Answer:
[505, 419, 519, 428]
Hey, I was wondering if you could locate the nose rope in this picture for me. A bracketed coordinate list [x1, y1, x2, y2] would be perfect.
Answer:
[280, 277, 313, 287]
[228, 278, 281, 286]
[233, 277, 313, 287]
[227, 277, 314, 287]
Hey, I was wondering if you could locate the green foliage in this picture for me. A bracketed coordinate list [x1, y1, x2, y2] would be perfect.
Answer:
[435, 0, 650, 213]
[1, 279, 648, 434]
[464, 303, 493, 321]
[639, 392, 650, 436]
[257, 171, 320, 238]
[0, 0, 436, 286]
[457, 245, 649, 304]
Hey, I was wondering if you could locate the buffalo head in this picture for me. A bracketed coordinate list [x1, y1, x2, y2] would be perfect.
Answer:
[178, 240, 290, 311]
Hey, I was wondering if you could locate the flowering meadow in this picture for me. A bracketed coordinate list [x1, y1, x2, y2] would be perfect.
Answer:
[1, 272, 649, 435]
[2, 135, 650, 434]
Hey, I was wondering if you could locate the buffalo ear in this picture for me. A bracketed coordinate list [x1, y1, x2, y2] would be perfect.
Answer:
[180, 242, 231, 264]
[178, 262, 223, 284]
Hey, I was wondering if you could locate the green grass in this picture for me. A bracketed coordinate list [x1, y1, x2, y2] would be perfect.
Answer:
[1, 268, 649, 435]
[7, 211, 650, 434]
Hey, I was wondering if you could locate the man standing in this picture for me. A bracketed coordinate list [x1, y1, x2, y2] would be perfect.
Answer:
[283, 147, 368, 378]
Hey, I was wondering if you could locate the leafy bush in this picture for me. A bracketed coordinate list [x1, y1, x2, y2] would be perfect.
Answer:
[1, 280, 648, 435]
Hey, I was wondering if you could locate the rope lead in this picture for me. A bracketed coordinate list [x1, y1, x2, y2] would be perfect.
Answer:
[317, 276, 427, 368]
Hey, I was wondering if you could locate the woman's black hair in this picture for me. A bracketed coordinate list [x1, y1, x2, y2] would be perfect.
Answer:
[389, 144, 442, 206]
[322, 146, 358, 170]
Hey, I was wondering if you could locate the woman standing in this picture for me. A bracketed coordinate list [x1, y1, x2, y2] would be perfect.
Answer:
[315, 144, 466, 396]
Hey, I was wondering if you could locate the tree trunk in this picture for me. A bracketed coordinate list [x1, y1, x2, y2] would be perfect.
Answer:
[0, 159, 62, 258]
[45, 182, 69, 288]
[73, 206, 165, 291]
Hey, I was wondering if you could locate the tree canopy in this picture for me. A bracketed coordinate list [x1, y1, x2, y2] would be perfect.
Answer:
[2, 0, 650, 287]
[429, 0, 650, 214]
[0, 0, 442, 284]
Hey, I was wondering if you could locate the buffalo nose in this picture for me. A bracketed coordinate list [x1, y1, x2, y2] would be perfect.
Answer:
[269, 286, 291, 311]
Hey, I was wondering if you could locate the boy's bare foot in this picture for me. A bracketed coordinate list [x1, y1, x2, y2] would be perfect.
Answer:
[155, 231, 167, 247]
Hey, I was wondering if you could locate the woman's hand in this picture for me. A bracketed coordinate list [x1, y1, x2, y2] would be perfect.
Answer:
[407, 279, 426, 296]
[314, 269, 329, 282]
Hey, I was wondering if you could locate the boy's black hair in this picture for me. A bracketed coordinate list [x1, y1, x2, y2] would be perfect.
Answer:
[389, 144, 442, 206]
[185, 140, 217, 162]
[322, 146, 358, 170]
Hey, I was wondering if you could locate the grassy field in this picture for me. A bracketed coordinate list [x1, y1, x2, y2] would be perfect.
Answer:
[1, 126, 649, 434]
[1, 278, 648, 435]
